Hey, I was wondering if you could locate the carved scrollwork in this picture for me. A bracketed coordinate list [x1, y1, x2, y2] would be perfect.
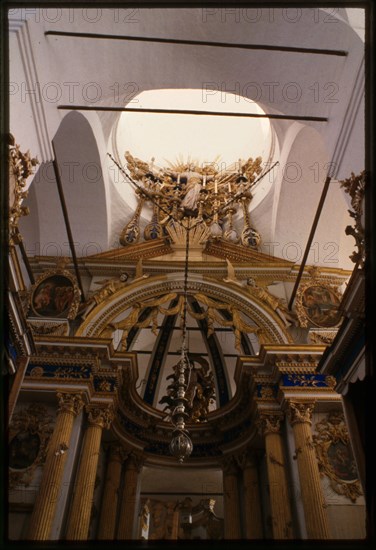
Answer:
[9, 403, 54, 488]
[313, 411, 362, 503]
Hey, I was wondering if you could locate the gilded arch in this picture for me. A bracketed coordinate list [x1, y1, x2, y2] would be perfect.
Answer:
[76, 273, 293, 345]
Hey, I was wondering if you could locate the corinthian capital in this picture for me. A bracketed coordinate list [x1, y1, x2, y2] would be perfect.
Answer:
[124, 452, 144, 472]
[57, 392, 84, 416]
[256, 413, 283, 436]
[108, 443, 129, 463]
[221, 455, 239, 476]
[287, 401, 315, 426]
[86, 404, 115, 429]
[236, 450, 258, 470]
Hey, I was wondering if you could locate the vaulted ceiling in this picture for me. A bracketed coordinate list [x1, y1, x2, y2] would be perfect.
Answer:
[10, 7, 364, 275]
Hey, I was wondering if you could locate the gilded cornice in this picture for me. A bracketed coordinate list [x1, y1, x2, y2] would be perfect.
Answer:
[83, 237, 173, 261]
[28, 253, 352, 286]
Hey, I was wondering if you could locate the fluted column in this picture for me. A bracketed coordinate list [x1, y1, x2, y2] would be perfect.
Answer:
[28, 392, 84, 540]
[222, 456, 242, 539]
[257, 413, 293, 539]
[117, 453, 143, 540]
[237, 451, 263, 539]
[169, 505, 180, 540]
[65, 405, 114, 540]
[97, 444, 126, 540]
[287, 401, 330, 539]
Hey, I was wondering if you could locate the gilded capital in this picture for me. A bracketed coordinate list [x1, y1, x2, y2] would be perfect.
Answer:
[236, 450, 258, 470]
[287, 401, 315, 426]
[256, 413, 283, 436]
[57, 392, 84, 417]
[124, 451, 144, 472]
[86, 405, 115, 429]
[108, 443, 129, 463]
[221, 455, 239, 476]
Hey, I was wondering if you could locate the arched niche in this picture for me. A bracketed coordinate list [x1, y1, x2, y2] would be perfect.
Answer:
[20, 111, 110, 258]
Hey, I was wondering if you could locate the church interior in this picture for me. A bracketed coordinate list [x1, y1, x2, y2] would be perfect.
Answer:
[5, 5, 371, 543]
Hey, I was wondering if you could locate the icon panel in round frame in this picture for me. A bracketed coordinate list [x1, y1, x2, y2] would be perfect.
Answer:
[301, 285, 341, 328]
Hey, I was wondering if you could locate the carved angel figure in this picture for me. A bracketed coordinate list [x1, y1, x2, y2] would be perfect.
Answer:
[247, 278, 297, 327]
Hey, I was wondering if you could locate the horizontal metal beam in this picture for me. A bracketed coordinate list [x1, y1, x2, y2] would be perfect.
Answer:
[58, 105, 327, 122]
[45, 30, 347, 57]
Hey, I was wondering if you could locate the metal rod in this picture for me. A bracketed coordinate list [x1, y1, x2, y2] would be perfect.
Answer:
[51, 141, 85, 302]
[45, 30, 347, 57]
[288, 176, 332, 310]
[59, 105, 327, 123]
[17, 231, 35, 285]
[182, 218, 191, 347]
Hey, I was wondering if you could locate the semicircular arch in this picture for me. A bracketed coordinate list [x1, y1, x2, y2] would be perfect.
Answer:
[76, 273, 292, 345]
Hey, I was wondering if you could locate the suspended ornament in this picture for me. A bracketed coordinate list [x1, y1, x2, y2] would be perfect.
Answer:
[169, 430, 193, 463]
[241, 226, 261, 248]
[168, 346, 194, 463]
[209, 181, 223, 239]
[144, 202, 163, 241]
[223, 206, 239, 244]
[119, 192, 145, 246]
[239, 192, 261, 249]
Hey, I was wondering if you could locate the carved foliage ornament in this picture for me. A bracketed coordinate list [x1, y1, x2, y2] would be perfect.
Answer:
[339, 171, 365, 267]
[313, 411, 362, 502]
[9, 403, 54, 488]
[8, 134, 39, 239]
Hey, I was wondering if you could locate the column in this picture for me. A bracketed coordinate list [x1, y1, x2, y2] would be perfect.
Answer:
[28, 392, 84, 540]
[222, 456, 242, 539]
[257, 413, 293, 539]
[97, 444, 126, 540]
[65, 405, 114, 540]
[167, 502, 180, 540]
[238, 451, 263, 539]
[117, 453, 143, 540]
[286, 401, 330, 539]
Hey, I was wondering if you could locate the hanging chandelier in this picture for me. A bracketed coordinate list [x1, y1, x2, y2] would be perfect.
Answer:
[169, 219, 194, 463]
[108, 151, 279, 462]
